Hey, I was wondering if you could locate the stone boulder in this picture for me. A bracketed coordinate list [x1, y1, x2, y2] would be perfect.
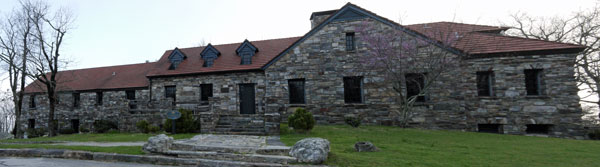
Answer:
[354, 141, 379, 152]
[0, 132, 13, 140]
[288, 138, 330, 164]
[142, 134, 173, 153]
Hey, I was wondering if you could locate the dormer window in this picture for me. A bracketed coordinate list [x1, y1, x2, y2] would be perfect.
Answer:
[236, 39, 258, 65]
[167, 48, 186, 70]
[200, 44, 221, 67]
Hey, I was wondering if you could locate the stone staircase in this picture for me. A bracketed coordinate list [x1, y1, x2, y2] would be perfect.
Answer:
[163, 134, 304, 166]
[214, 115, 266, 135]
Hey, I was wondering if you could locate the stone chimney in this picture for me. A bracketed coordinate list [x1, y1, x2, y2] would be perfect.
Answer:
[310, 10, 338, 29]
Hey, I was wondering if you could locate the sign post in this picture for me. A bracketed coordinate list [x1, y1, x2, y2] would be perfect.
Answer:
[166, 110, 181, 134]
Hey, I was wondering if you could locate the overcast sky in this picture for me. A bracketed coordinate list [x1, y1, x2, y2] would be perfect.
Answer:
[0, 0, 597, 72]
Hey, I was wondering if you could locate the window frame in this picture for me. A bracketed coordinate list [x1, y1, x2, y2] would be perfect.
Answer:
[524, 69, 544, 96]
[96, 92, 103, 106]
[72, 93, 80, 108]
[200, 84, 213, 101]
[240, 52, 252, 65]
[288, 79, 306, 104]
[405, 73, 426, 102]
[203, 57, 215, 67]
[476, 71, 494, 96]
[29, 94, 36, 109]
[345, 32, 356, 51]
[126, 90, 136, 100]
[343, 76, 363, 103]
[165, 86, 177, 102]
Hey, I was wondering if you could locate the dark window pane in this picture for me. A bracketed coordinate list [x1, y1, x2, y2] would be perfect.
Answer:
[73, 93, 80, 108]
[346, 32, 355, 51]
[406, 73, 425, 102]
[203, 57, 214, 67]
[241, 53, 252, 65]
[478, 124, 502, 133]
[126, 90, 136, 100]
[28, 119, 35, 129]
[96, 92, 103, 105]
[476, 71, 494, 96]
[126, 90, 136, 109]
[165, 86, 176, 102]
[344, 76, 363, 103]
[289, 79, 306, 104]
[200, 84, 213, 101]
[526, 124, 551, 134]
[525, 69, 543, 95]
[29, 95, 36, 108]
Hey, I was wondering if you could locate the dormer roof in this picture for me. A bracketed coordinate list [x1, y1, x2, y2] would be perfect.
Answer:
[236, 39, 258, 54]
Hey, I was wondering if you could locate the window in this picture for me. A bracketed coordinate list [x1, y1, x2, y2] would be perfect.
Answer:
[288, 79, 306, 104]
[241, 53, 252, 65]
[478, 124, 502, 133]
[126, 90, 136, 100]
[344, 76, 363, 103]
[96, 92, 103, 106]
[346, 32, 355, 51]
[72, 93, 80, 108]
[165, 86, 176, 102]
[203, 57, 215, 67]
[29, 95, 36, 108]
[524, 69, 544, 95]
[476, 71, 494, 96]
[406, 73, 426, 102]
[28, 119, 35, 129]
[526, 124, 552, 134]
[200, 84, 213, 101]
[126, 90, 136, 109]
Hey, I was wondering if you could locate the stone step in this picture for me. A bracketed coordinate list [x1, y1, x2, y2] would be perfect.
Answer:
[164, 150, 297, 164]
[171, 143, 290, 156]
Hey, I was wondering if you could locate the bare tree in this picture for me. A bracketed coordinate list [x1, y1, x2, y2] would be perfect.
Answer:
[503, 5, 600, 116]
[0, 1, 35, 138]
[0, 91, 15, 133]
[356, 22, 460, 127]
[25, 0, 73, 137]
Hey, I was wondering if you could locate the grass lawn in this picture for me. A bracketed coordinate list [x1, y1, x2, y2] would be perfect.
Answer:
[280, 124, 600, 167]
[1, 133, 198, 143]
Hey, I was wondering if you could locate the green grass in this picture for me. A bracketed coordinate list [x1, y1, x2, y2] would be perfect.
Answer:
[0, 144, 144, 155]
[280, 124, 600, 167]
[1, 133, 198, 143]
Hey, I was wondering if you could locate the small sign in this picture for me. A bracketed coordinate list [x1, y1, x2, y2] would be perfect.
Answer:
[166, 110, 181, 120]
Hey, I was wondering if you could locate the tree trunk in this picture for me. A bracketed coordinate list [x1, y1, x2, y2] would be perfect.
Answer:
[47, 91, 56, 137]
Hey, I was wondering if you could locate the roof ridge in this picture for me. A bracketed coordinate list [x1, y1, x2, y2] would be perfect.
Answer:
[60, 61, 156, 73]
[172, 36, 304, 51]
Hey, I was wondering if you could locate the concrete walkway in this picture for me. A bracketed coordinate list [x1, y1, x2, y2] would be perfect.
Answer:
[48, 141, 146, 147]
[0, 157, 174, 167]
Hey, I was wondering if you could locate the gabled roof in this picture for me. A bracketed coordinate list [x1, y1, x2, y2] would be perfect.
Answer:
[24, 62, 156, 93]
[236, 39, 258, 54]
[200, 43, 221, 58]
[147, 37, 300, 77]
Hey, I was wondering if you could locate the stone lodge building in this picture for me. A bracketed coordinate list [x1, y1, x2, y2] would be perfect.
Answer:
[21, 3, 586, 138]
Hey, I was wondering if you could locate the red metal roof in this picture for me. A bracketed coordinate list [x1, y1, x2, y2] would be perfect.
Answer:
[146, 37, 301, 77]
[24, 62, 156, 93]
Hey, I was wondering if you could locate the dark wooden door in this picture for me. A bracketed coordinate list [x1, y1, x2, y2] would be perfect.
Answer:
[239, 84, 256, 114]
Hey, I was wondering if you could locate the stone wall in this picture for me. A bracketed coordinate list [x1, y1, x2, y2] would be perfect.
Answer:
[20, 89, 171, 133]
[264, 17, 584, 138]
[462, 54, 584, 137]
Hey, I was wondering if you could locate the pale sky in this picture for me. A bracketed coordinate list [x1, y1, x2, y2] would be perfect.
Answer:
[0, 0, 596, 72]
